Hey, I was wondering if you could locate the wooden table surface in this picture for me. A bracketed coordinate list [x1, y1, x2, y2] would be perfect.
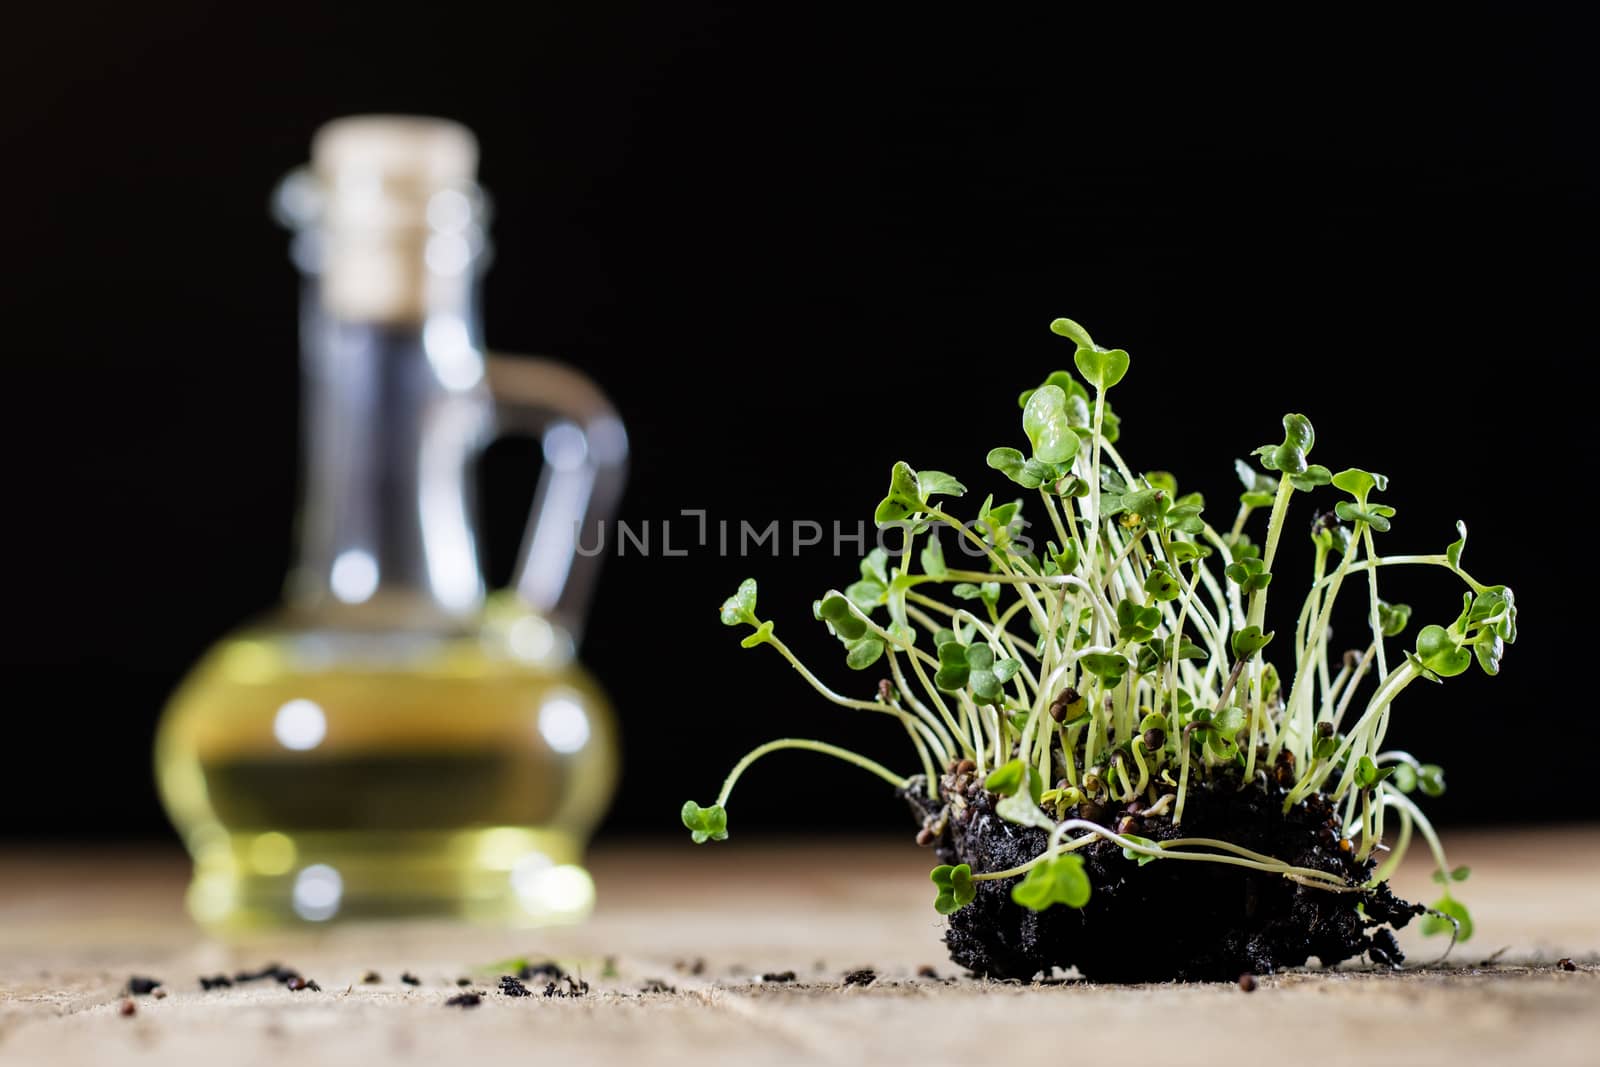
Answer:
[3, 829, 1598, 1066]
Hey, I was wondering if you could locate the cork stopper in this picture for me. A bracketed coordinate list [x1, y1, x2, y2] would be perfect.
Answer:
[312, 116, 479, 205]
[306, 115, 483, 323]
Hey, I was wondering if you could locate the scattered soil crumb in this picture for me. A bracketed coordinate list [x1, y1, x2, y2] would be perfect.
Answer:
[235, 963, 301, 985]
[843, 969, 877, 987]
[499, 976, 533, 997]
[456, 977, 472, 987]
[639, 979, 676, 995]
[759, 971, 796, 983]
[917, 966, 940, 979]
[517, 961, 566, 982]
[1558, 958, 1578, 972]
[1238, 973, 1258, 992]
[152, 988, 168, 999]
[400, 973, 421, 987]
[544, 977, 590, 998]
[286, 977, 320, 992]
[118, 999, 136, 1017]
[126, 976, 162, 995]
[199, 974, 234, 990]
[445, 992, 481, 1008]
[361, 972, 381, 984]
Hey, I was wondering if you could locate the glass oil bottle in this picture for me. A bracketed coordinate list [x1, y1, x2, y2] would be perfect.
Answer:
[155, 116, 627, 930]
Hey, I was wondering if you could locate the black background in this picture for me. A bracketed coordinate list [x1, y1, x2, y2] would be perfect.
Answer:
[3, 5, 1591, 841]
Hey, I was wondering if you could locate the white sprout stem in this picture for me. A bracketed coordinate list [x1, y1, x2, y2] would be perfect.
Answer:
[1273, 529, 1362, 761]
[1284, 656, 1422, 809]
[1019, 583, 1069, 763]
[1329, 644, 1377, 733]
[940, 568, 1114, 636]
[1039, 487, 1073, 559]
[899, 715, 939, 797]
[925, 508, 1053, 632]
[1326, 658, 1423, 801]
[969, 818, 1352, 890]
[1283, 544, 1331, 763]
[888, 647, 970, 759]
[1370, 794, 1413, 884]
[1382, 789, 1454, 882]
[1202, 524, 1247, 632]
[1319, 655, 1356, 723]
[764, 634, 954, 764]
[1361, 525, 1390, 680]
[1086, 389, 1108, 565]
[1355, 787, 1376, 861]
[1248, 476, 1296, 630]
[1306, 553, 1492, 595]
[896, 710, 940, 793]
[960, 691, 989, 778]
[715, 738, 908, 808]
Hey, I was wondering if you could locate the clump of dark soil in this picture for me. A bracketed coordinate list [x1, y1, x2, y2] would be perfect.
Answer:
[842, 968, 877, 987]
[445, 991, 481, 1008]
[903, 766, 1422, 983]
[544, 976, 590, 997]
[499, 975, 533, 997]
[234, 963, 302, 985]
[126, 976, 162, 995]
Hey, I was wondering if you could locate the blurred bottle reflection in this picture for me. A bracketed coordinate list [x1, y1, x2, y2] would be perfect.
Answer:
[155, 116, 626, 930]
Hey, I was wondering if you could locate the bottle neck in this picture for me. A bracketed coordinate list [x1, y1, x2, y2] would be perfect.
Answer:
[286, 290, 493, 628]
[273, 131, 497, 630]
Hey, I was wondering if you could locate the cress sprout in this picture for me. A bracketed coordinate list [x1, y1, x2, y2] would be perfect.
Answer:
[683, 316, 1514, 950]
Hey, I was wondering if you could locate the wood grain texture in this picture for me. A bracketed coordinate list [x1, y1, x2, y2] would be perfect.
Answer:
[2, 829, 1597, 1066]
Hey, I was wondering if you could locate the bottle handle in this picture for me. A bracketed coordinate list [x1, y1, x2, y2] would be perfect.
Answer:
[483, 353, 628, 643]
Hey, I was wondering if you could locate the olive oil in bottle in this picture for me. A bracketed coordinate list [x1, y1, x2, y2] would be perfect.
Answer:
[154, 117, 627, 930]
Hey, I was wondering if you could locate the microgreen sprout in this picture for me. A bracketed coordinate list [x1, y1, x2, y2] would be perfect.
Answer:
[930, 863, 976, 914]
[683, 316, 1515, 966]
